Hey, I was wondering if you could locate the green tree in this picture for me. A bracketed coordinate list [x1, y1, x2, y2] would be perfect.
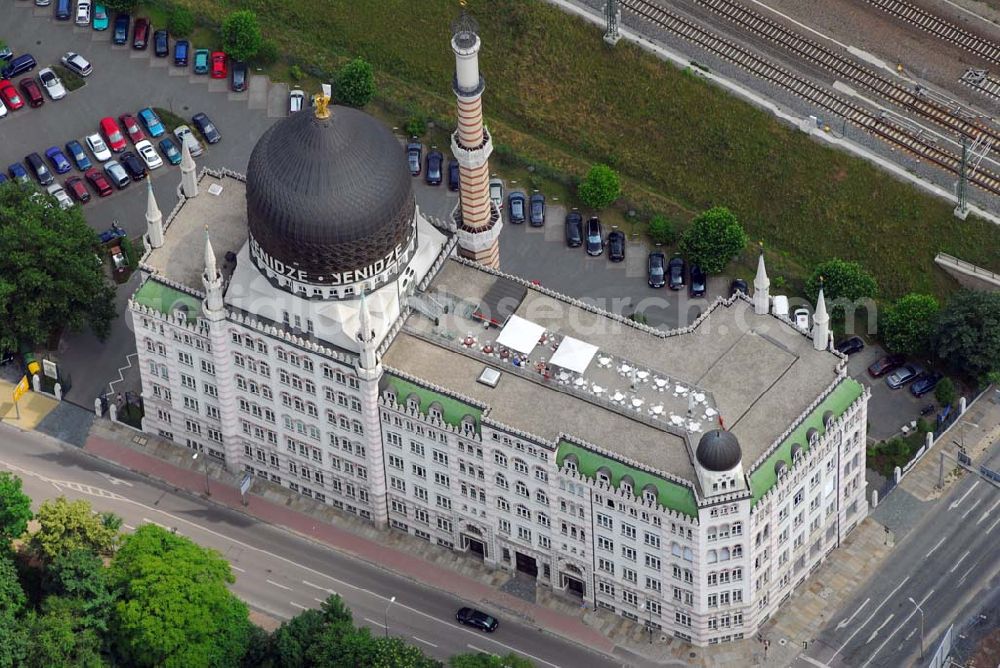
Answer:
[933, 291, 1000, 381]
[678, 206, 748, 273]
[42, 549, 114, 634]
[0, 473, 32, 544]
[335, 58, 376, 108]
[805, 258, 878, 321]
[0, 183, 116, 353]
[646, 214, 675, 245]
[28, 498, 119, 562]
[108, 525, 252, 668]
[24, 596, 105, 668]
[451, 651, 535, 667]
[166, 7, 194, 38]
[577, 164, 620, 210]
[879, 293, 939, 355]
[0, 553, 28, 667]
[934, 377, 956, 407]
[221, 10, 263, 63]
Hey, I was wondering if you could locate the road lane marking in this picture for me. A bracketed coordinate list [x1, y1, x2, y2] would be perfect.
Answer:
[832, 576, 910, 660]
[836, 598, 870, 630]
[123, 523, 135, 531]
[989, 516, 1000, 534]
[860, 589, 935, 668]
[925, 537, 946, 558]
[98, 472, 133, 487]
[961, 498, 983, 519]
[949, 481, 981, 510]
[905, 628, 916, 641]
[364, 617, 385, 628]
[302, 580, 337, 595]
[949, 550, 971, 573]
[290, 602, 309, 610]
[313, 598, 325, 604]
[799, 656, 830, 668]
[467, 644, 498, 657]
[959, 556, 983, 585]
[865, 614, 894, 644]
[979, 498, 1000, 525]
[266, 579, 293, 591]
[142, 518, 167, 528]
[231, 565, 246, 573]
[412, 636, 438, 648]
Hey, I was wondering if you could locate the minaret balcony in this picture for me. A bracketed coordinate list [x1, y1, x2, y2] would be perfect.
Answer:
[451, 127, 493, 168]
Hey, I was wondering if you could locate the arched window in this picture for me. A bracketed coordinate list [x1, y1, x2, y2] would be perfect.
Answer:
[405, 393, 420, 412]
[495, 474, 509, 490]
[596, 467, 612, 485]
[515, 481, 529, 497]
[707, 550, 718, 564]
[536, 490, 548, 505]
[720, 547, 731, 561]
[642, 484, 658, 505]
[513, 458, 528, 475]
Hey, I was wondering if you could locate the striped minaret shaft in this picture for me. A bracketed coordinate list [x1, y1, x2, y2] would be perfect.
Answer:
[450, 13, 501, 268]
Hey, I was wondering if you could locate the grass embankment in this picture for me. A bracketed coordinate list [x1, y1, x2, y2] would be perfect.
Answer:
[159, 0, 1000, 299]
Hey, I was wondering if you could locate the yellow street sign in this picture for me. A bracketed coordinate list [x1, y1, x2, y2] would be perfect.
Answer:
[12, 376, 29, 403]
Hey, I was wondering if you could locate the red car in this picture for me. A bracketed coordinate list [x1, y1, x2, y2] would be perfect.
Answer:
[65, 176, 90, 203]
[0, 79, 24, 110]
[119, 113, 146, 144]
[132, 18, 150, 50]
[84, 168, 113, 197]
[100, 117, 127, 153]
[867, 354, 907, 378]
[18, 77, 44, 108]
[210, 51, 227, 79]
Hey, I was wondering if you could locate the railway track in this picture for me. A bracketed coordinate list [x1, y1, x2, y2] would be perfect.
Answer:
[617, 0, 1000, 195]
[864, 0, 1000, 66]
[692, 0, 1000, 147]
[962, 68, 1000, 102]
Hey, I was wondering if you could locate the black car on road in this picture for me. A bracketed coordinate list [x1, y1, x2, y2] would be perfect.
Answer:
[447, 159, 459, 191]
[153, 29, 169, 58]
[192, 112, 221, 144]
[529, 193, 545, 227]
[729, 278, 748, 297]
[689, 264, 706, 297]
[424, 150, 443, 186]
[910, 372, 943, 397]
[508, 191, 526, 224]
[586, 217, 603, 256]
[113, 14, 129, 45]
[120, 151, 147, 181]
[608, 230, 625, 262]
[565, 212, 582, 247]
[648, 252, 666, 288]
[668, 255, 685, 290]
[835, 336, 865, 356]
[455, 607, 498, 633]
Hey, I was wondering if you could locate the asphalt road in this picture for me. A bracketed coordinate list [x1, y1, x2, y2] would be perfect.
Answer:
[0, 424, 625, 668]
[796, 438, 1000, 668]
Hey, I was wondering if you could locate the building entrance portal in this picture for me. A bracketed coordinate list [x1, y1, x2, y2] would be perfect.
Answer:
[562, 574, 585, 597]
[515, 551, 538, 577]
[462, 534, 486, 560]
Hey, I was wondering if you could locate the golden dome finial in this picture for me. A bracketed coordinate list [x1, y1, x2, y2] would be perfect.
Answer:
[313, 92, 331, 120]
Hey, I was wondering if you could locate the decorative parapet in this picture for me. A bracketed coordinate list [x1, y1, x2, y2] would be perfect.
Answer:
[378, 396, 470, 437]
[225, 306, 357, 366]
[558, 433, 697, 497]
[561, 465, 698, 524]
[480, 417, 552, 452]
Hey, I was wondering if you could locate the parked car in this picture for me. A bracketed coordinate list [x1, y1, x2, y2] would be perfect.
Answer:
[210, 51, 226, 79]
[910, 372, 943, 397]
[424, 150, 443, 186]
[35, 0, 52, 7]
[132, 17, 150, 50]
[230, 60, 247, 92]
[0, 79, 24, 110]
[586, 216, 603, 256]
[120, 151, 146, 180]
[0, 45, 11, 62]
[868, 353, 906, 378]
[529, 193, 545, 227]
[84, 167, 113, 196]
[447, 159, 460, 191]
[489, 177, 503, 210]
[289, 88, 305, 113]
[886, 363, 925, 389]
[406, 141, 421, 176]
[60, 52, 93, 77]
[835, 336, 865, 355]
[193, 49, 210, 75]
[455, 607, 498, 633]
[508, 191, 526, 225]
[25, 152, 54, 186]
[608, 229, 625, 262]
[18, 77, 44, 107]
[667, 255, 685, 290]
[648, 251, 666, 288]
[91, 2, 108, 30]
[8, 162, 29, 184]
[134, 140, 162, 170]
[565, 211, 583, 248]
[158, 137, 181, 165]
[2, 54, 37, 80]
[103, 159, 130, 189]
[192, 112, 221, 144]
[100, 117, 127, 152]
[75, 0, 91, 25]
[119, 113, 146, 144]
[689, 264, 706, 297]
[173, 39, 189, 66]
[55, 0, 72, 21]
[38, 67, 66, 100]
[85, 133, 112, 162]
[65, 140, 92, 170]
[173, 124, 203, 157]
[65, 176, 90, 203]
[0, 99, 6, 118]
[153, 29, 169, 58]
[138, 107, 165, 137]
[44, 146, 73, 174]
[794, 308, 810, 331]
[729, 278, 749, 297]
[46, 183, 73, 209]
[112, 14, 129, 45]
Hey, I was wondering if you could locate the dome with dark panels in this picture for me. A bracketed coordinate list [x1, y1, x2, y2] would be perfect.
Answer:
[246, 105, 415, 282]
[695, 429, 743, 472]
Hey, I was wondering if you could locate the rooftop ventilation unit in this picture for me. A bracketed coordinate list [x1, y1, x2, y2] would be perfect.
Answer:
[477, 367, 501, 388]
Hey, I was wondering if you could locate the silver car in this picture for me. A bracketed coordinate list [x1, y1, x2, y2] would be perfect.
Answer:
[173, 125, 204, 158]
[489, 177, 503, 210]
[61, 52, 93, 77]
[103, 160, 130, 189]
[886, 363, 925, 390]
[38, 68, 67, 100]
[46, 184, 74, 210]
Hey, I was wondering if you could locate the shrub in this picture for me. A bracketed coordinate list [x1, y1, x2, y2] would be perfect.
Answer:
[577, 164, 621, 210]
[934, 377, 956, 407]
[254, 39, 280, 67]
[289, 64, 304, 81]
[647, 214, 675, 245]
[167, 7, 194, 38]
[405, 115, 427, 138]
[335, 57, 376, 107]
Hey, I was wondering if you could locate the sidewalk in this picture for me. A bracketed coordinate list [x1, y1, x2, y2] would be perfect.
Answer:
[0, 377, 59, 429]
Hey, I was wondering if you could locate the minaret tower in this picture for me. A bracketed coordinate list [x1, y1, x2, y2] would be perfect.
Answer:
[144, 179, 164, 249]
[812, 278, 830, 351]
[355, 292, 389, 529]
[180, 140, 199, 198]
[450, 9, 502, 268]
[753, 244, 770, 315]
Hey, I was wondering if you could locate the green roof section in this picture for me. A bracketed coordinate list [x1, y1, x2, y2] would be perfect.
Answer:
[385, 375, 483, 433]
[133, 279, 201, 324]
[749, 378, 864, 505]
[556, 440, 699, 518]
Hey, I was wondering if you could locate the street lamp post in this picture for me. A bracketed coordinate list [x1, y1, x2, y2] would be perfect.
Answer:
[908, 597, 924, 660]
[384, 596, 396, 638]
[192, 452, 211, 496]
